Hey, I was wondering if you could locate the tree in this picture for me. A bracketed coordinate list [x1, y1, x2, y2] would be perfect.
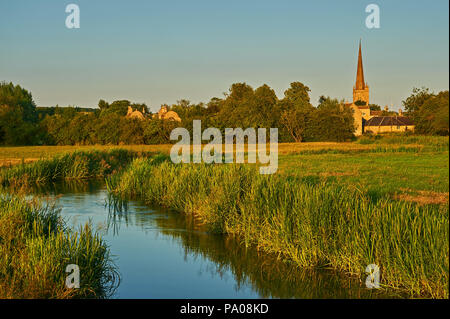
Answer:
[310, 97, 355, 142]
[277, 82, 315, 142]
[253, 84, 278, 128]
[402, 88, 449, 135]
[0, 82, 37, 123]
[98, 99, 109, 110]
[0, 82, 40, 145]
[402, 87, 433, 114]
[217, 83, 255, 128]
[369, 104, 381, 111]
[280, 108, 311, 142]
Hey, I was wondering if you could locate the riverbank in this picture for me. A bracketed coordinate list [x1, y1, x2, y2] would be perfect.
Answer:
[106, 157, 449, 298]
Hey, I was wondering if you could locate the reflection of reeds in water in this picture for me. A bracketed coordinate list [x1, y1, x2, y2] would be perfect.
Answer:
[105, 193, 394, 298]
[155, 209, 397, 299]
[25, 178, 105, 196]
[106, 193, 130, 236]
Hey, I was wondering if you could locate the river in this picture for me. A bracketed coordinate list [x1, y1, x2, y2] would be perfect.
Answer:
[32, 180, 392, 299]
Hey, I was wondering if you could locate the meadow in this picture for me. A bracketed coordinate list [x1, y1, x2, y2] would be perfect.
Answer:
[1, 136, 448, 204]
[0, 135, 448, 298]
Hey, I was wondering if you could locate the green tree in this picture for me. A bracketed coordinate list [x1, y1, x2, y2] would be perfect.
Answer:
[402, 87, 433, 115]
[276, 82, 315, 142]
[402, 88, 449, 135]
[0, 82, 37, 123]
[369, 104, 381, 111]
[0, 82, 40, 145]
[309, 98, 355, 142]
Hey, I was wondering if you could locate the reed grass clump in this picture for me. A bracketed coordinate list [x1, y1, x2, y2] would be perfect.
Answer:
[107, 158, 449, 298]
[0, 149, 144, 189]
[0, 195, 118, 298]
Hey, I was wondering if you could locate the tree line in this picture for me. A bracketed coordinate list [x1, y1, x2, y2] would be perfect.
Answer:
[0, 81, 448, 146]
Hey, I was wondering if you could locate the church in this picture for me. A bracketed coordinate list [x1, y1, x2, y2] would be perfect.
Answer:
[347, 41, 414, 136]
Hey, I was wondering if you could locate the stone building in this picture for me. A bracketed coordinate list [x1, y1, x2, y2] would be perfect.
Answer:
[126, 105, 182, 122]
[126, 106, 146, 120]
[364, 116, 415, 134]
[347, 41, 414, 135]
[152, 105, 181, 122]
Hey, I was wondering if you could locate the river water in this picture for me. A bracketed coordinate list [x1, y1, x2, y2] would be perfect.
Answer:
[33, 180, 391, 299]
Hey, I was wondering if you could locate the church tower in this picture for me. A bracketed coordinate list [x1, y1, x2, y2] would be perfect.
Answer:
[353, 40, 369, 105]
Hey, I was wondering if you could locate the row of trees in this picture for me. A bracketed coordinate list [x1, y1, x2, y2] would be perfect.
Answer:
[0, 81, 448, 146]
[170, 82, 355, 143]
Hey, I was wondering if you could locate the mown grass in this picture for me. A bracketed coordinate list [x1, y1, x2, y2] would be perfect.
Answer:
[0, 195, 118, 298]
[106, 158, 449, 298]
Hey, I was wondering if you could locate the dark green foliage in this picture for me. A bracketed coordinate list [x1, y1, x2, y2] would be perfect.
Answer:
[403, 88, 449, 135]
[0, 82, 41, 145]
[354, 100, 367, 106]
[369, 104, 381, 111]
[0, 82, 37, 122]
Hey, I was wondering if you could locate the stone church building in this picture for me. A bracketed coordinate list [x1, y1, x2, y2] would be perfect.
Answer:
[347, 41, 414, 136]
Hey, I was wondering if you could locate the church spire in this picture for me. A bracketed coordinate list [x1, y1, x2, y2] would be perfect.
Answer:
[355, 39, 366, 90]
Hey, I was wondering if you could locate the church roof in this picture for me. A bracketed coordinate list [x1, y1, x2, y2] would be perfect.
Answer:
[355, 40, 366, 90]
[365, 116, 414, 127]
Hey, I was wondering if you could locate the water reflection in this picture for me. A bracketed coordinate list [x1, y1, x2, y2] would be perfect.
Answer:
[32, 180, 397, 299]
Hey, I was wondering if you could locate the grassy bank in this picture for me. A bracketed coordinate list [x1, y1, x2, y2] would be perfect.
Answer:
[0, 195, 118, 298]
[0, 149, 145, 189]
[107, 158, 449, 298]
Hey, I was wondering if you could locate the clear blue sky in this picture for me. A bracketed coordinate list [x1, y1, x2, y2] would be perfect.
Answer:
[0, 0, 448, 111]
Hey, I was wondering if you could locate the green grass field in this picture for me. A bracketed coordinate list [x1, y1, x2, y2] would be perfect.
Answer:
[279, 152, 449, 202]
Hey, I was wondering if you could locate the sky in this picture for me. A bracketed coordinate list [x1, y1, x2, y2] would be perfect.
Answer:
[0, 0, 448, 111]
